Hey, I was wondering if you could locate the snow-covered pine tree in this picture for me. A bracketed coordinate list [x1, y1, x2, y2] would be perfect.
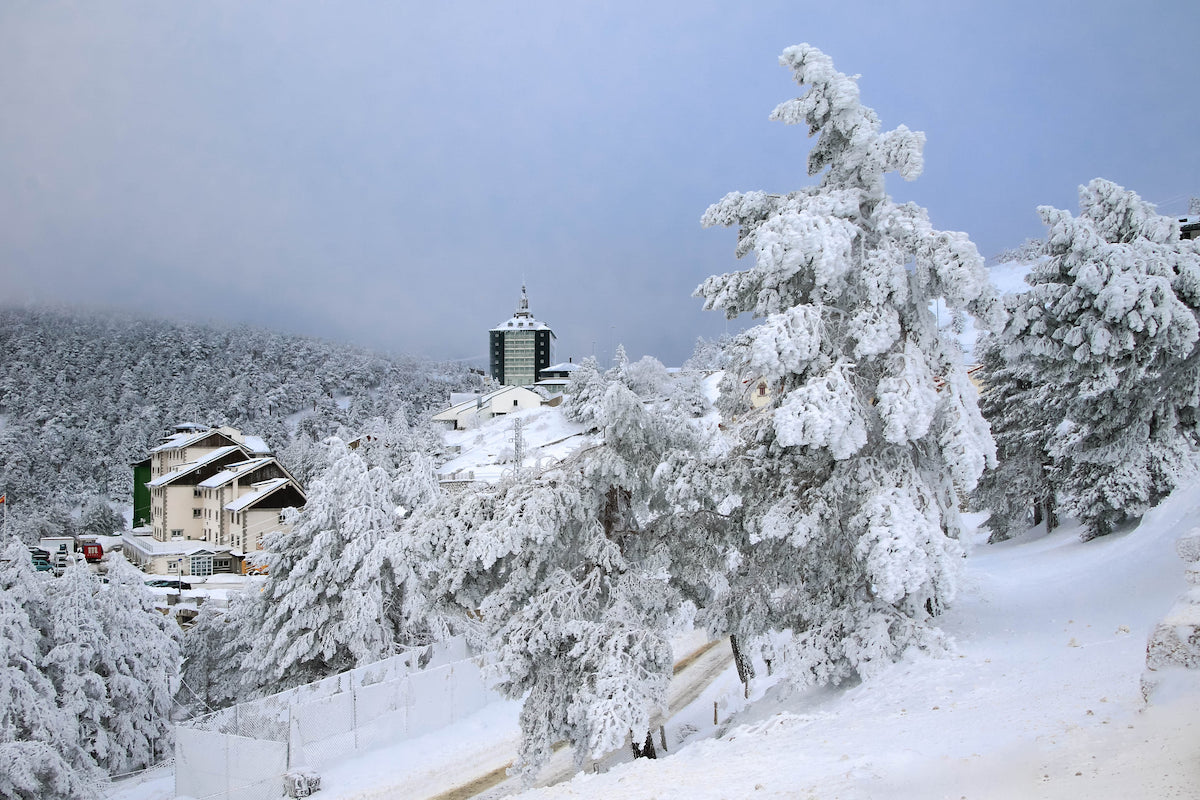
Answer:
[1000, 179, 1200, 539]
[0, 539, 99, 800]
[42, 558, 113, 775]
[412, 375, 704, 780]
[971, 325, 1060, 541]
[691, 44, 1000, 685]
[682, 333, 733, 372]
[357, 412, 445, 646]
[0, 742, 99, 800]
[353, 410, 443, 513]
[78, 498, 123, 538]
[561, 357, 609, 433]
[94, 556, 180, 773]
[247, 438, 402, 694]
[178, 587, 263, 712]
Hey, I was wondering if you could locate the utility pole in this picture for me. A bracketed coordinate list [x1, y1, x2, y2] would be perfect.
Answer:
[511, 417, 526, 481]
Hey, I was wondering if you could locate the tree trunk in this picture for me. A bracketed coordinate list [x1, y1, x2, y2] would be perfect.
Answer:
[730, 634, 755, 699]
[1043, 495, 1058, 533]
[630, 729, 657, 759]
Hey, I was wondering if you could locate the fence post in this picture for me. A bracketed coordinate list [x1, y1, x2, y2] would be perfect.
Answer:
[287, 705, 294, 771]
[353, 679, 359, 752]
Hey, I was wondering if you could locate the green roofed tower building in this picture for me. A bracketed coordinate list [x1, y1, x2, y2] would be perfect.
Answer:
[489, 284, 554, 387]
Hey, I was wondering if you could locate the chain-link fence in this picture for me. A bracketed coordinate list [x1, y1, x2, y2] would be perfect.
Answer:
[176, 638, 495, 800]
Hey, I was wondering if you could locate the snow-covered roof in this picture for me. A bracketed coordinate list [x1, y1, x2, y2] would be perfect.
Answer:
[150, 426, 271, 456]
[432, 385, 543, 420]
[198, 457, 275, 489]
[150, 429, 212, 453]
[121, 533, 239, 558]
[147, 445, 245, 487]
[490, 283, 554, 333]
[491, 315, 552, 332]
[241, 435, 271, 455]
[224, 478, 292, 512]
[541, 362, 580, 373]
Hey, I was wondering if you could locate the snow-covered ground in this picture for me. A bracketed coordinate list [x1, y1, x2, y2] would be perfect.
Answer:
[108, 470, 1200, 800]
[504, 486, 1200, 799]
[437, 405, 596, 484]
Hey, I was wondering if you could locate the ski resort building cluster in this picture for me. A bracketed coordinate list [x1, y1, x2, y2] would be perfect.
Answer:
[125, 424, 306, 577]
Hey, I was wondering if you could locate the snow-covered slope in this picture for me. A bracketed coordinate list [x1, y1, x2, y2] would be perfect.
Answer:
[506, 480, 1200, 799]
[110, 465, 1200, 800]
[437, 405, 595, 484]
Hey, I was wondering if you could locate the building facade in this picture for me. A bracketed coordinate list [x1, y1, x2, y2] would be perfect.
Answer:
[126, 424, 305, 575]
[489, 285, 554, 386]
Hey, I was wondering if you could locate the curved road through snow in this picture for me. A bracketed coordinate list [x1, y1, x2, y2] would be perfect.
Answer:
[426, 638, 735, 800]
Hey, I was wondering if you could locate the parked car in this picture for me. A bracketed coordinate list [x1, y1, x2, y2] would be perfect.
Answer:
[27, 547, 50, 561]
[31, 558, 53, 572]
[145, 579, 192, 590]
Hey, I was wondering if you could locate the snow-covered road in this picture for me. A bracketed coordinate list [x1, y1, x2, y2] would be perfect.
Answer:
[308, 635, 737, 800]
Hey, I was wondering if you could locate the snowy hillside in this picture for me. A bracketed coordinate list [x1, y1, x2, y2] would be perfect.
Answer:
[499, 482, 1200, 799]
[110, 471, 1200, 800]
[437, 405, 596, 485]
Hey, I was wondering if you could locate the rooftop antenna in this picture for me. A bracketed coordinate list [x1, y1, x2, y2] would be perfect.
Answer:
[516, 280, 531, 318]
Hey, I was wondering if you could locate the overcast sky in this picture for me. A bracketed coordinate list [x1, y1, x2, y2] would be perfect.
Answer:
[2, 2, 1196, 368]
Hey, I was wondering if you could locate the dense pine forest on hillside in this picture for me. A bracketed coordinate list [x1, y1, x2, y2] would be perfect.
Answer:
[0, 306, 482, 523]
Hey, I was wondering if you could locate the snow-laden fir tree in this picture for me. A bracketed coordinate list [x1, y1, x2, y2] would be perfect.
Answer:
[997, 179, 1200, 539]
[411, 366, 706, 780]
[0, 539, 99, 800]
[561, 357, 609, 433]
[690, 44, 1000, 686]
[971, 327, 1059, 541]
[178, 588, 262, 713]
[41, 558, 113, 774]
[247, 438, 405, 694]
[94, 556, 180, 773]
[78, 498, 123, 538]
[356, 411, 448, 647]
[0, 740, 98, 800]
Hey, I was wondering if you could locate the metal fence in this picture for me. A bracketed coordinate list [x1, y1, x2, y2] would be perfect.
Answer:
[175, 638, 497, 800]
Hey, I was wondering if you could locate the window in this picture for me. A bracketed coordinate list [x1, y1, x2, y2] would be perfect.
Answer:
[193, 508, 202, 518]
[190, 555, 213, 577]
[170, 529, 184, 539]
[214, 558, 232, 573]
[194, 488, 203, 498]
